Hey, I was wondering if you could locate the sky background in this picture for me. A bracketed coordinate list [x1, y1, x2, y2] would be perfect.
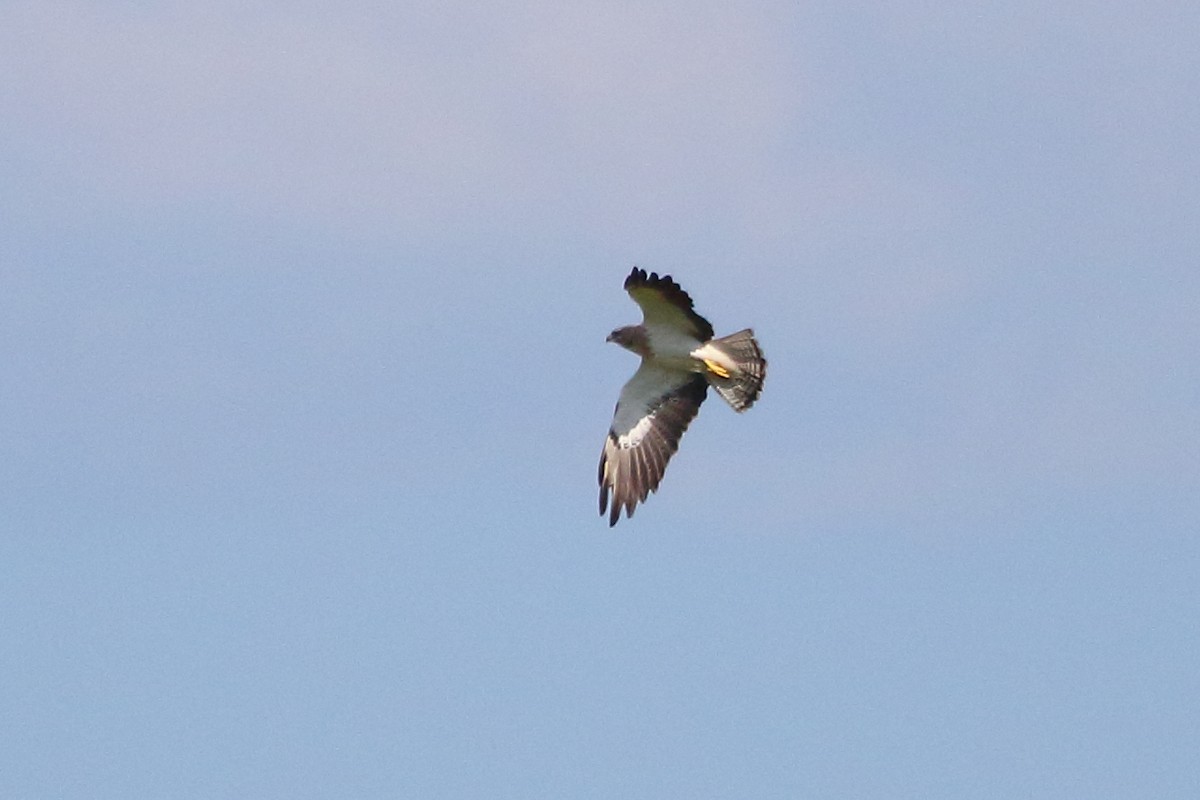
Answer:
[2, 1, 1198, 797]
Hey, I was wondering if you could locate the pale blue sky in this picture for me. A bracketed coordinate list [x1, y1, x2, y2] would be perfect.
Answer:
[2, 2, 1198, 797]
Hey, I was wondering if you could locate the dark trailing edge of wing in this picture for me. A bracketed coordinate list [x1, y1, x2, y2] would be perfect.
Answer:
[598, 374, 709, 527]
[624, 267, 715, 341]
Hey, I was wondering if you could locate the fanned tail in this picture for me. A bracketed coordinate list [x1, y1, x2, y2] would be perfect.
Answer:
[703, 329, 766, 412]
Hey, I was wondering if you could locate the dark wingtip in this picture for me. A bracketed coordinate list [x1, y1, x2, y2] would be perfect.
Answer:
[624, 266, 649, 290]
[625, 265, 682, 294]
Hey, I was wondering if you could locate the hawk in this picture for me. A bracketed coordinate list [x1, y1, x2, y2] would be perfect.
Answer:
[599, 267, 766, 526]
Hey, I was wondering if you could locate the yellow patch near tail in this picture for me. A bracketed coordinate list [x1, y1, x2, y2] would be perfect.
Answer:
[703, 358, 731, 379]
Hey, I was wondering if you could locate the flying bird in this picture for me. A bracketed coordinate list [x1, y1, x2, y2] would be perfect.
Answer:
[599, 267, 766, 526]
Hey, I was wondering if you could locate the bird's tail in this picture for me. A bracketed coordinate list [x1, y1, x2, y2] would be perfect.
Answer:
[700, 329, 766, 412]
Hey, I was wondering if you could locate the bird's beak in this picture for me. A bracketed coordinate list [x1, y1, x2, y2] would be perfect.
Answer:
[605, 332, 615, 343]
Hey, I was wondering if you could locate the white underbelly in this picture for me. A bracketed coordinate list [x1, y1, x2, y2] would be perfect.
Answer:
[646, 327, 708, 372]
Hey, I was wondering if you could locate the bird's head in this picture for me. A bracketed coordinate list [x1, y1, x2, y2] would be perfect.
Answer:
[606, 325, 649, 356]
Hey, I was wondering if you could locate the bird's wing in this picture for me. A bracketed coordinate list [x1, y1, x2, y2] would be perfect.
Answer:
[599, 362, 708, 527]
[624, 267, 714, 342]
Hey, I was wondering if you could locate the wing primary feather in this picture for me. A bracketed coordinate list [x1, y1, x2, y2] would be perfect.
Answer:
[598, 448, 610, 516]
[629, 447, 646, 502]
[634, 449, 650, 501]
[622, 266, 714, 341]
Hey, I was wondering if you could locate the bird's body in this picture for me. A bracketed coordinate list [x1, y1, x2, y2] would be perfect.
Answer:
[599, 267, 766, 526]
